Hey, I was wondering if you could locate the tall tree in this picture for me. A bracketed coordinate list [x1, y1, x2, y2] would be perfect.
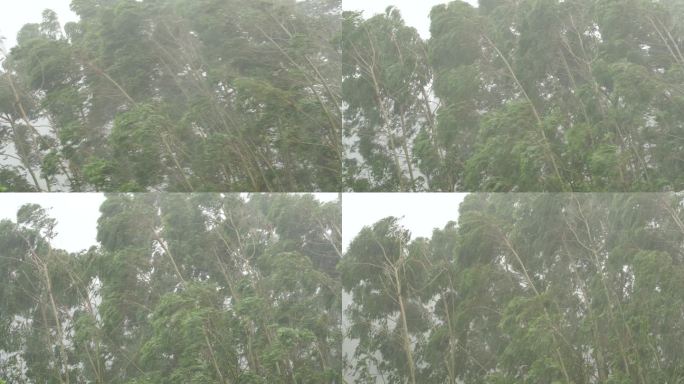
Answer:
[343, 0, 684, 191]
[0, 0, 342, 192]
[0, 194, 342, 383]
[342, 193, 684, 383]
[340, 217, 432, 383]
[342, 8, 434, 191]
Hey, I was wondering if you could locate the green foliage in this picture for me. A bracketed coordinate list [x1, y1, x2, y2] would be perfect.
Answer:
[0, 194, 341, 383]
[0, 169, 36, 191]
[342, 193, 684, 383]
[0, 0, 341, 192]
[344, 0, 684, 191]
[341, 8, 431, 191]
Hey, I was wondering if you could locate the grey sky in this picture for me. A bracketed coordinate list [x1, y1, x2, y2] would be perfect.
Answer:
[342, 193, 466, 252]
[344, 0, 479, 38]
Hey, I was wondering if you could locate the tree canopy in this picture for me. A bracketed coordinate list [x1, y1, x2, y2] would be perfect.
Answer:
[341, 193, 684, 383]
[0, 193, 342, 383]
[0, 0, 341, 192]
[3, 0, 681, 192]
[343, 0, 684, 192]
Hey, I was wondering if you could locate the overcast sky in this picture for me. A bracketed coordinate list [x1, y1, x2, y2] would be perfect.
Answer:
[342, 193, 466, 252]
[0, 0, 77, 50]
[344, 0, 479, 38]
[0, 193, 104, 252]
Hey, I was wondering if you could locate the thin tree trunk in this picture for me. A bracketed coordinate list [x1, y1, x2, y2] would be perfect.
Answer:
[482, 35, 567, 191]
[394, 265, 417, 384]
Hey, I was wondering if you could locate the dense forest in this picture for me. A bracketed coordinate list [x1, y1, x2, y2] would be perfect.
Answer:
[341, 193, 684, 383]
[343, 0, 684, 192]
[3, 0, 682, 193]
[0, 0, 341, 192]
[0, 193, 342, 383]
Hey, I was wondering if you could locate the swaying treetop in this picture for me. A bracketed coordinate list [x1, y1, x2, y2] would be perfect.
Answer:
[342, 193, 684, 383]
[343, 0, 684, 192]
[0, 193, 342, 384]
[0, 0, 342, 192]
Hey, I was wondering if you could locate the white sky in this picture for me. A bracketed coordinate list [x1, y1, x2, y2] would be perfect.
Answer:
[342, 193, 466, 252]
[0, 193, 104, 252]
[344, 0, 479, 38]
[0, 0, 77, 49]
[312, 193, 340, 203]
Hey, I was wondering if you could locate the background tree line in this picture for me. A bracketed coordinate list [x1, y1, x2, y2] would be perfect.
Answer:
[0, 193, 342, 383]
[4, 0, 681, 193]
[0, 0, 341, 192]
[343, 0, 684, 192]
[341, 193, 684, 383]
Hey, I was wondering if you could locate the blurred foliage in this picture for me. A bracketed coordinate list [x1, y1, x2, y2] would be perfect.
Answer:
[0, 193, 342, 383]
[0, 0, 341, 192]
[342, 193, 684, 383]
[343, 0, 684, 191]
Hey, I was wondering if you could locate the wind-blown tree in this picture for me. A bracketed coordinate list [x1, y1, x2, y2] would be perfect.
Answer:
[0, 72, 42, 191]
[0, 0, 341, 192]
[341, 193, 684, 383]
[343, 0, 684, 191]
[0, 204, 91, 383]
[0, 194, 342, 383]
[341, 7, 434, 191]
[340, 217, 433, 383]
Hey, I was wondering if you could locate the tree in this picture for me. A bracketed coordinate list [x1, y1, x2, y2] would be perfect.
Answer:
[0, 0, 342, 192]
[342, 193, 684, 383]
[0, 193, 342, 383]
[343, 0, 684, 191]
[342, 8, 433, 191]
[340, 217, 432, 383]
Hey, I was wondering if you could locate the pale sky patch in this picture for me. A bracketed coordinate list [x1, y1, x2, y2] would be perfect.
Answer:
[307, 192, 340, 203]
[0, 0, 77, 49]
[342, 193, 466, 252]
[0, 193, 104, 252]
[344, 0, 479, 38]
